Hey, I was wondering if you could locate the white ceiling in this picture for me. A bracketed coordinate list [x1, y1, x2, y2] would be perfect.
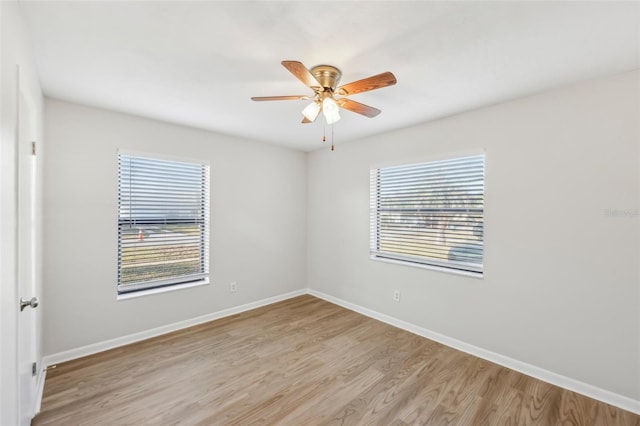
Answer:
[19, 1, 640, 151]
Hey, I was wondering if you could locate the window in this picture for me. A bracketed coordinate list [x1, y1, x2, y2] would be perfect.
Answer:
[117, 153, 210, 294]
[370, 154, 485, 275]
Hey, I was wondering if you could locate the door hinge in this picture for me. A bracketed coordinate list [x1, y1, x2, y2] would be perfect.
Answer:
[31, 141, 36, 156]
[32, 362, 37, 376]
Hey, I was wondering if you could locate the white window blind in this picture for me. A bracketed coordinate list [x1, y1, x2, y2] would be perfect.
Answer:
[370, 154, 484, 275]
[118, 153, 210, 294]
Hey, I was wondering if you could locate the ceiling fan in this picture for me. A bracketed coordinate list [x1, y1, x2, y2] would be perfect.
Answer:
[251, 60, 397, 125]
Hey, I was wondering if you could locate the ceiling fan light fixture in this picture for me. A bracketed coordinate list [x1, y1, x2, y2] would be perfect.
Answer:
[251, 60, 397, 131]
[322, 96, 340, 124]
[302, 101, 321, 121]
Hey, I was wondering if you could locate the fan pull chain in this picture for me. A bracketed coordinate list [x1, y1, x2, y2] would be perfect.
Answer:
[322, 125, 326, 142]
[331, 125, 335, 151]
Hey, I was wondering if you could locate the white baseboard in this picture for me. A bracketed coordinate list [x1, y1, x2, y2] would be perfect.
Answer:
[42, 289, 306, 367]
[307, 289, 640, 415]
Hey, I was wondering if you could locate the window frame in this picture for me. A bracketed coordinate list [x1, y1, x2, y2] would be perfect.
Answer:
[117, 150, 210, 295]
[370, 153, 485, 277]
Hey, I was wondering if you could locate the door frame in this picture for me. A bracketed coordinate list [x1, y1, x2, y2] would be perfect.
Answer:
[1, 63, 23, 426]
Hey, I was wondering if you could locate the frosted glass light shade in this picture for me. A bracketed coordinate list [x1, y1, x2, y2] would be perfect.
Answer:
[322, 97, 341, 124]
[302, 101, 321, 121]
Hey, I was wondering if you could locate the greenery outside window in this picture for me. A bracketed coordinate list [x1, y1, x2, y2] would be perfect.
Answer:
[117, 152, 210, 294]
[370, 154, 485, 275]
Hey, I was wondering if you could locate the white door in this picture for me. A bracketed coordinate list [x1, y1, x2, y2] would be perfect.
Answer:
[17, 68, 39, 425]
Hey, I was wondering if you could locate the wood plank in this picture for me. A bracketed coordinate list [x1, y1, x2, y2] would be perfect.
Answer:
[33, 295, 640, 425]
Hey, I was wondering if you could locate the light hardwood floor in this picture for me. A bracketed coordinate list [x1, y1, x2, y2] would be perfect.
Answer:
[33, 295, 639, 425]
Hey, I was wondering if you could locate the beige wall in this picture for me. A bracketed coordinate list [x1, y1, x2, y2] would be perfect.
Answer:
[307, 70, 640, 401]
[42, 99, 307, 355]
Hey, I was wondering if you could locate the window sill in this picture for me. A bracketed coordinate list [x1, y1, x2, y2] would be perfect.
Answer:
[117, 279, 210, 301]
[370, 255, 483, 279]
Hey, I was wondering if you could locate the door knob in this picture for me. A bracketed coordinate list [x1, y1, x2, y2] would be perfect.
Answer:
[19, 297, 39, 312]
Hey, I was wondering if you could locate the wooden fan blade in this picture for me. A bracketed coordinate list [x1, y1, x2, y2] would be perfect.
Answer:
[302, 117, 312, 124]
[336, 71, 397, 96]
[251, 95, 311, 101]
[281, 61, 322, 88]
[337, 98, 381, 118]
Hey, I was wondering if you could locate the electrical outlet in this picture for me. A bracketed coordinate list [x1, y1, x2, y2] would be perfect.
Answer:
[230, 282, 237, 293]
[393, 290, 401, 302]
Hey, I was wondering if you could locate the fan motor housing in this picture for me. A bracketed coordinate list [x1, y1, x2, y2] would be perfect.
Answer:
[310, 65, 342, 91]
